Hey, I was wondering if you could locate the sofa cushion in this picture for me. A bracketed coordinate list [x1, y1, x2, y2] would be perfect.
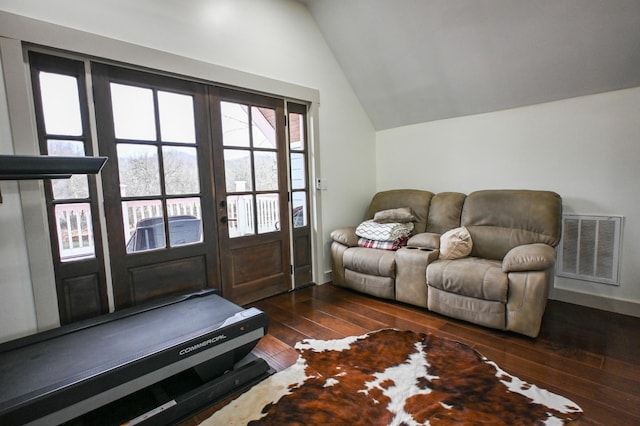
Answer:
[439, 226, 473, 260]
[426, 192, 466, 234]
[461, 190, 562, 260]
[373, 207, 416, 223]
[427, 257, 508, 303]
[344, 247, 397, 278]
[343, 270, 395, 299]
[428, 286, 506, 330]
[365, 189, 433, 234]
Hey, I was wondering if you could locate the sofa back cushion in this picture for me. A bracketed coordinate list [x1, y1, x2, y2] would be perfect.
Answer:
[461, 190, 562, 260]
[366, 189, 433, 234]
[426, 192, 466, 234]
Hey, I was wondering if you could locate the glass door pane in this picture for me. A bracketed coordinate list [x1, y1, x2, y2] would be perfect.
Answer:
[117, 144, 161, 197]
[110, 83, 156, 140]
[163, 146, 200, 194]
[167, 197, 203, 247]
[220, 101, 280, 238]
[227, 194, 254, 237]
[54, 203, 95, 261]
[224, 149, 253, 193]
[110, 82, 204, 253]
[158, 91, 196, 143]
[122, 200, 165, 253]
[39, 72, 83, 136]
[257, 194, 280, 233]
[48, 140, 89, 200]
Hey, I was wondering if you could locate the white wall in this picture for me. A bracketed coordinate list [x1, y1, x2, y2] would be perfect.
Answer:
[377, 88, 640, 315]
[0, 54, 38, 341]
[0, 0, 376, 342]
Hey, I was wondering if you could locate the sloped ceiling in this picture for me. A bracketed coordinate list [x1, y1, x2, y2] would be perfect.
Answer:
[300, 0, 640, 130]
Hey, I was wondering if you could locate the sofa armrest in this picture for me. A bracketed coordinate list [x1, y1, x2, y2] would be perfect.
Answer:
[406, 232, 440, 250]
[502, 243, 556, 272]
[330, 227, 359, 247]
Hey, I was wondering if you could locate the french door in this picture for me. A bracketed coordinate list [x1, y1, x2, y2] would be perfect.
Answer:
[92, 64, 220, 308]
[30, 53, 307, 315]
[211, 88, 292, 304]
[93, 67, 295, 308]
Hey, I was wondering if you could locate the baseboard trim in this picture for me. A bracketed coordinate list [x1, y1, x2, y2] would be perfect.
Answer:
[551, 288, 640, 318]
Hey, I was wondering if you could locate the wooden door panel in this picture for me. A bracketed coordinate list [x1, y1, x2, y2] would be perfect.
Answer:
[61, 274, 102, 321]
[231, 241, 284, 284]
[293, 231, 313, 286]
[129, 256, 207, 304]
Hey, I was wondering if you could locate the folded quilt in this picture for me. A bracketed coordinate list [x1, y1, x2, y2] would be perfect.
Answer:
[358, 235, 409, 251]
[356, 220, 414, 242]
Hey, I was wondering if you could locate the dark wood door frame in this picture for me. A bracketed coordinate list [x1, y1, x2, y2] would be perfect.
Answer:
[28, 52, 109, 323]
[92, 63, 220, 309]
[210, 87, 292, 305]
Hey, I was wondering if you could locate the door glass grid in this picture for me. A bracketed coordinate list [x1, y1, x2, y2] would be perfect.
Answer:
[110, 83, 203, 252]
[37, 71, 96, 262]
[221, 101, 280, 238]
[288, 111, 308, 228]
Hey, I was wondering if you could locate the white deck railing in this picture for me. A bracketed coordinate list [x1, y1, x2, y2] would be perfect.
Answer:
[57, 195, 280, 260]
[122, 198, 202, 241]
[227, 195, 279, 237]
[55, 203, 95, 261]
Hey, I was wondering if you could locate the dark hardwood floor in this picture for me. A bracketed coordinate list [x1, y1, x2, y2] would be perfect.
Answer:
[182, 283, 640, 425]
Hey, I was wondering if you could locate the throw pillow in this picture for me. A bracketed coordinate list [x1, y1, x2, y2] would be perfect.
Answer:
[373, 207, 416, 223]
[439, 226, 473, 260]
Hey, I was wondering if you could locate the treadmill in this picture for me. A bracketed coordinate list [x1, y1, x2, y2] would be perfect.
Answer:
[0, 289, 271, 425]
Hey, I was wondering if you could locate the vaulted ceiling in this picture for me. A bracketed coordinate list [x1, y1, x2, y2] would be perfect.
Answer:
[300, 0, 640, 130]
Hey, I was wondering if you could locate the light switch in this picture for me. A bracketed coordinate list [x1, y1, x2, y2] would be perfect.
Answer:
[316, 178, 328, 190]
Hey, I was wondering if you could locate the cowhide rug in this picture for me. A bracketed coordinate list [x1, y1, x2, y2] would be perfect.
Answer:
[201, 329, 583, 425]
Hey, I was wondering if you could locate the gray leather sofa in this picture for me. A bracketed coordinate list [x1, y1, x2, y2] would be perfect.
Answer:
[330, 189, 562, 337]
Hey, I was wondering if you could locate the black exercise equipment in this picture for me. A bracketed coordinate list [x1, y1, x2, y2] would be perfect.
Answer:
[0, 289, 270, 425]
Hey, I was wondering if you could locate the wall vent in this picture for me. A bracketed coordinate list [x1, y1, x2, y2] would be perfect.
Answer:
[556, 214, 623, 285]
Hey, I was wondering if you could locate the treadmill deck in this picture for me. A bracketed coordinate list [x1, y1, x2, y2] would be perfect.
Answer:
[0, 290, 269, 425]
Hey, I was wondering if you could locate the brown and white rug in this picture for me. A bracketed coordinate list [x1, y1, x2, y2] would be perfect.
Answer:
[201, 329, 583, 425]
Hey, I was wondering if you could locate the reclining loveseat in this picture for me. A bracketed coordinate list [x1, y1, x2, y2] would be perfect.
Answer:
[330, 189, 562, 337]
